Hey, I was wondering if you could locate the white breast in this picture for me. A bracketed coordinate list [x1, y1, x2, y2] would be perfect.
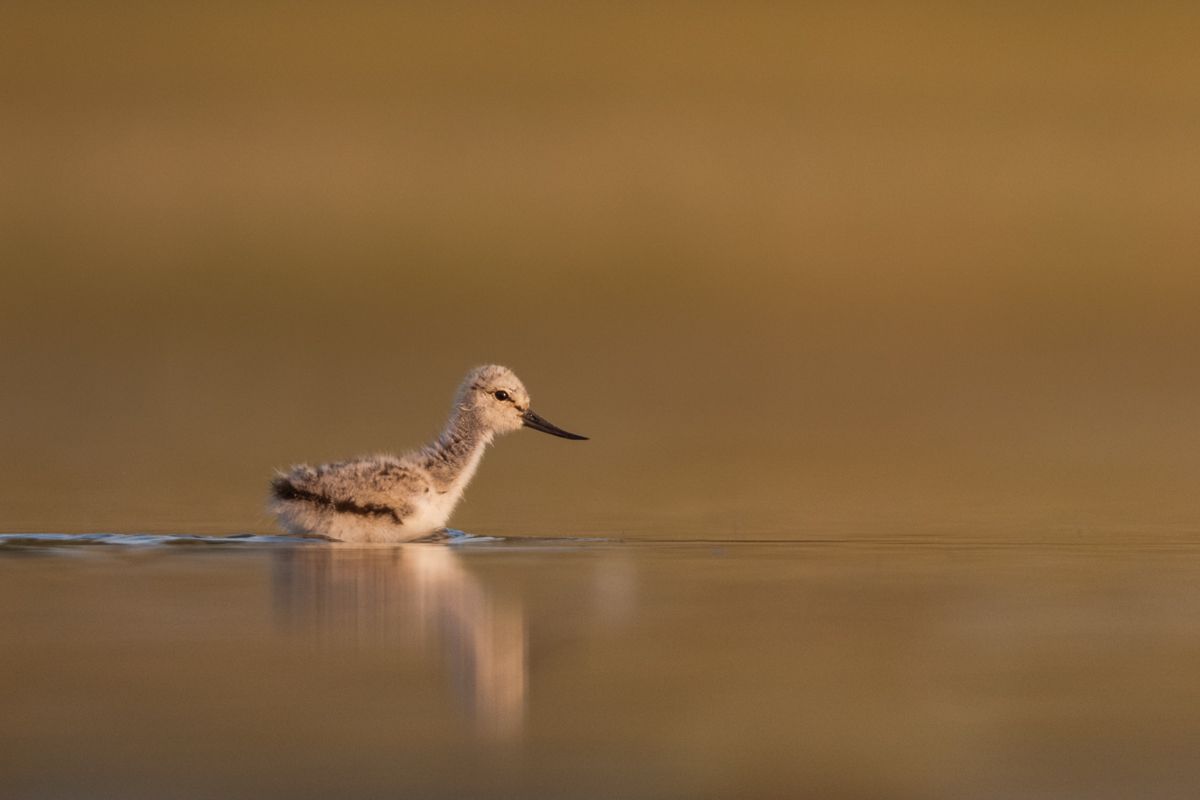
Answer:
[402, 444, 488, 535]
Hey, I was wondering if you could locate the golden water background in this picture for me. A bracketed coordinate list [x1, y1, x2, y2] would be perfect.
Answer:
[2, 4, 1198, 538]
[5, 540, 1200, 799]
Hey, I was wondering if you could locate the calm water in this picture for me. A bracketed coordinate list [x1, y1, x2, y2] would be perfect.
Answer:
[4, 4, 1200, 796]
[3, 535, 1198, 799]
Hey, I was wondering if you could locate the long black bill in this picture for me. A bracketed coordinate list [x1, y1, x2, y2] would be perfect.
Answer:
[522, 409, 588, 440]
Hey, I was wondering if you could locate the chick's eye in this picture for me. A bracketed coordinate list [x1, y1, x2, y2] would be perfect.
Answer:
[493, 390, 510, 402]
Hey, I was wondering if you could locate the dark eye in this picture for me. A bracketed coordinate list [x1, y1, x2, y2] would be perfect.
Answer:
[493, 390, 510, 402]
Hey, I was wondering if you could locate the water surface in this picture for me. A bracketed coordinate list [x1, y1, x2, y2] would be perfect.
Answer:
[3, 536, 1198, 799]
[4, 6, 1199, 796]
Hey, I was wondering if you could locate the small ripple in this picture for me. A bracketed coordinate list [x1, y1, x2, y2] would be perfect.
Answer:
[0, 533, 323, 548]
[0, 531, 613, 551]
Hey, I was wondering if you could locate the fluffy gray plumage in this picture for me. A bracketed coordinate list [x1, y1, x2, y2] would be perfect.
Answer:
[269, 365, 584, 542]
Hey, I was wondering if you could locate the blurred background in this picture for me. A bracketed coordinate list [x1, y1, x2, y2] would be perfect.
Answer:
[2, 2, 1198, 539]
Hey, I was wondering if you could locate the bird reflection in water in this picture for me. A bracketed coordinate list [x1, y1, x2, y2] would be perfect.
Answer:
[271, 544, 526, 740]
